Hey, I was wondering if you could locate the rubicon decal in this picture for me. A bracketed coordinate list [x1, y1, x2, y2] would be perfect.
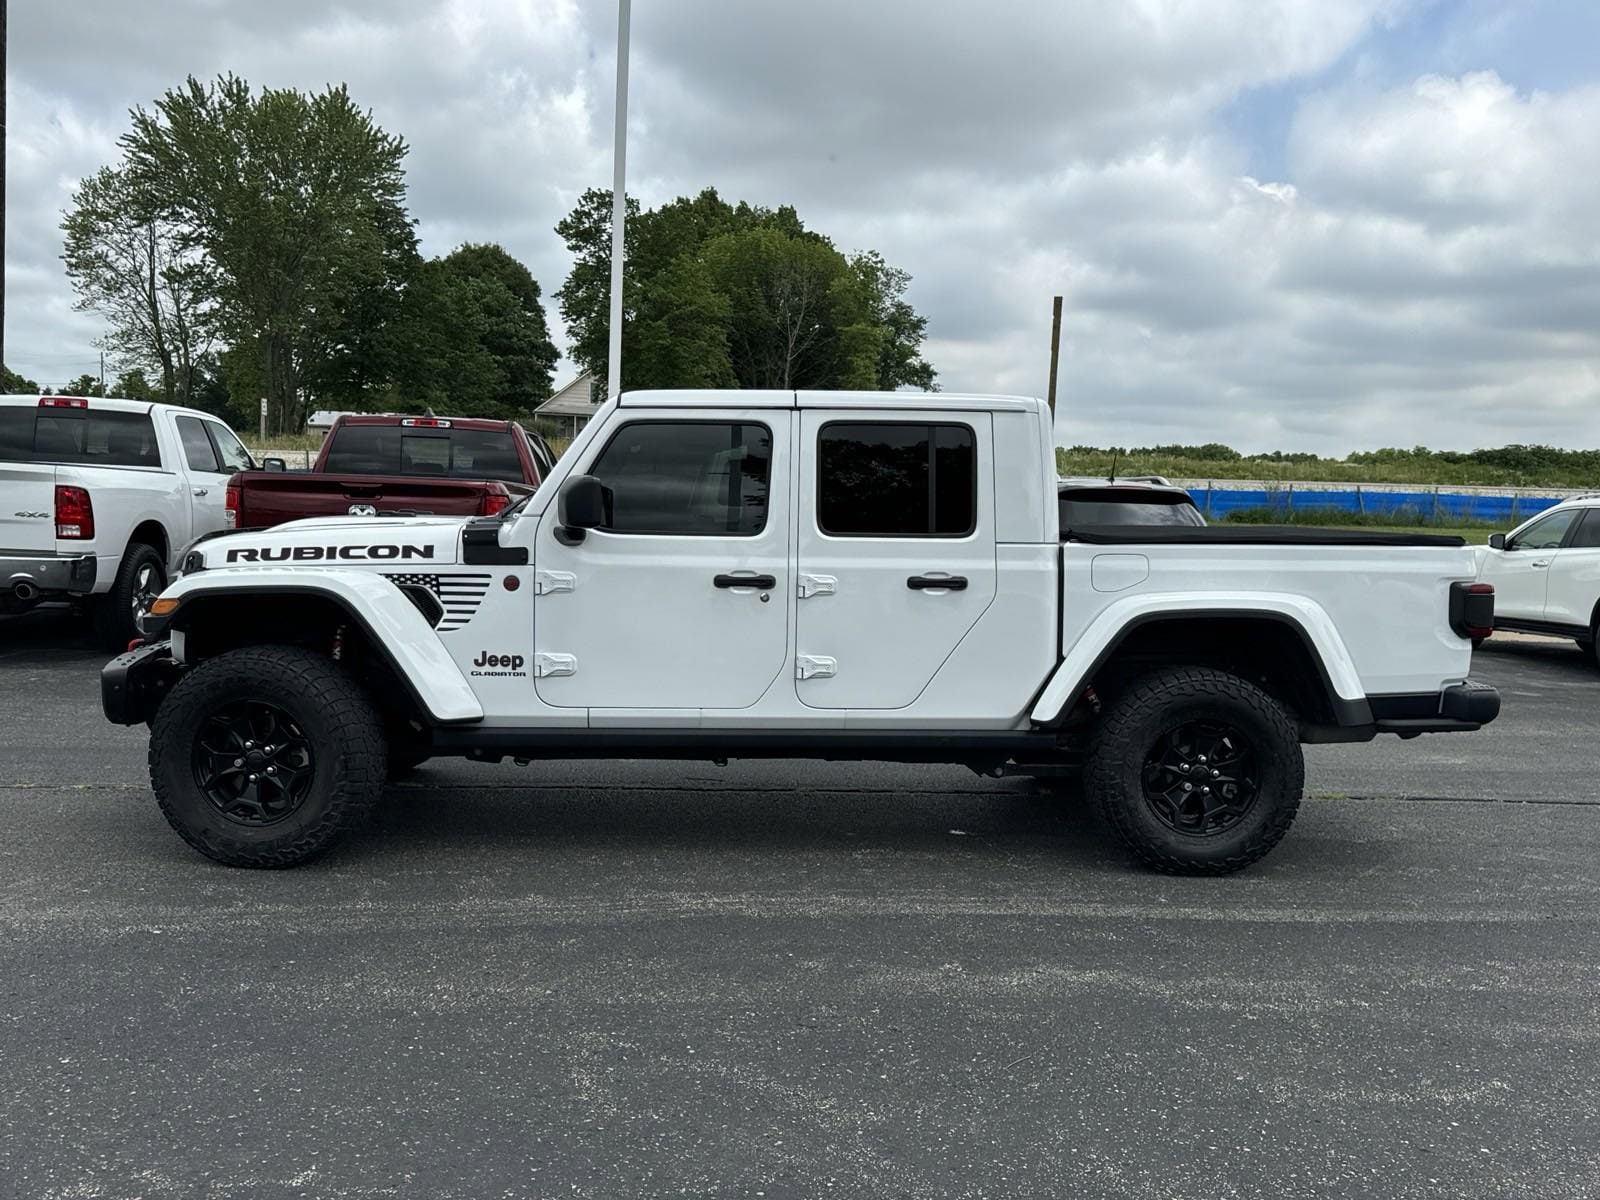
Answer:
[225, 544, 435, 563]
[471, 651, 526, 678]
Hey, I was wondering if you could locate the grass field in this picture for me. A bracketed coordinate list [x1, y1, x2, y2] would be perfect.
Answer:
[1057, 448, 1595, 489]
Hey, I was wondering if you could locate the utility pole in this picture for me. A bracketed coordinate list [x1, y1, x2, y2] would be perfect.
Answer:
[605, 0, 631, 402]
[1046, 295, 1063, 417]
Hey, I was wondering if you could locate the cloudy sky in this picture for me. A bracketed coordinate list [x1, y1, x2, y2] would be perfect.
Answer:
[6, 0, 1599, 453]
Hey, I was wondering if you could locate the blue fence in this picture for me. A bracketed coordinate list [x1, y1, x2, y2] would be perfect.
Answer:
[1184, 485, 1569, 525]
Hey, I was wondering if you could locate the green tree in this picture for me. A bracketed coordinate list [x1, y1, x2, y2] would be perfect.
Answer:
[554, 188, 640, 394]
[60, 374, 106, 397]
[386, 243, 559, 418]
[848, 250, 937, 392]
[120, 74, 417, 434]
[436, 243, 559, 412]
[111, 368, 158, 402]
[555, 186, 935, 396]
[703, 226, 877, 389]
[1, 364, 40, 394]
[61, 166, 214, 405]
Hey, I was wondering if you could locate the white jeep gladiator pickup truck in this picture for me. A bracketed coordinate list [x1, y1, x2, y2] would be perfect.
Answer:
[1, 394, 255, 645]
[102, 389, 1500, 874]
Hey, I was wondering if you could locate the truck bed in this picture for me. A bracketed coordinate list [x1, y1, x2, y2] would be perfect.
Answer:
[1063, 524, 1467, 548]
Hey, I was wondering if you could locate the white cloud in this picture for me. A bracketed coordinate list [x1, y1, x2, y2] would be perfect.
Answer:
[5, 2, 1597, 454]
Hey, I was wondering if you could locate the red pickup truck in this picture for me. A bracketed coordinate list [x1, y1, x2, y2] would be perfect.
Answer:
[225, 414, 556, 529]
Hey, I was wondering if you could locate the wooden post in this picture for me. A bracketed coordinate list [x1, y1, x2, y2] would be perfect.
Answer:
[1046, 296, 1063, 416]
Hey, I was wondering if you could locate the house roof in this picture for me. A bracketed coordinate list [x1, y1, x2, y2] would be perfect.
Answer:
[536, 372, 598, 416]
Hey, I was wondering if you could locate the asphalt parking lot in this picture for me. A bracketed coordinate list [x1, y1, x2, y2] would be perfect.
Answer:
[1, 609, 1597, 1199]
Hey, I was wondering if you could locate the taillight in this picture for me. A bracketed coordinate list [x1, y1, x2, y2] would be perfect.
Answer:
[225, 483, 241, 528]
[401, 417, 451, 428]
[482, 492, 510, 517]
[55, 485, 95, 539]
[1450, 581, 1494, 641]
[40, 396, 89, 409]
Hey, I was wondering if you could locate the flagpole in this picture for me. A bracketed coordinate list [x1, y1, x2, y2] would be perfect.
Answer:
[606, 0, 631, 401]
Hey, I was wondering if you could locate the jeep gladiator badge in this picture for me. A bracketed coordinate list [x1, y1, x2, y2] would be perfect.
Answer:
[471, 652, 526, 678]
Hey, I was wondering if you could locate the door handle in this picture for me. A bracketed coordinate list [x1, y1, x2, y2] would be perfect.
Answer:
[714, 573, 776, 590]
[1532, 560, 1551, 569]
[907, 574, 968, 591]
[191, 488, 209, 497]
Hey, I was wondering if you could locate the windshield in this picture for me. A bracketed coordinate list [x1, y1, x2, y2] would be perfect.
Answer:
[1059, 489, 1205, 528]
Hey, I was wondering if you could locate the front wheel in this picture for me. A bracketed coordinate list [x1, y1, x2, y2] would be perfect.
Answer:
[148, 646, 387, 867]
[93, 543, 166, 650]
[1084, 667, 1304, 875]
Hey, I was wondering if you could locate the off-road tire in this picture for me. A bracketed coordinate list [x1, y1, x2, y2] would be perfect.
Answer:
[149, 646, 386, 867]
[92, 543, 165, 650]
[1084, 667, 1303, 875]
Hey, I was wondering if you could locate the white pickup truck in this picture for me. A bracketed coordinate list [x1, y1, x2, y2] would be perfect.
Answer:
[103, 389, 1500, 873]
[1, 394, 255, 646]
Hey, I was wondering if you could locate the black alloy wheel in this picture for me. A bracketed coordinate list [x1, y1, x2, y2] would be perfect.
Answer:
[192, 701, 315, 826]
[1141, 721, 1259, 835]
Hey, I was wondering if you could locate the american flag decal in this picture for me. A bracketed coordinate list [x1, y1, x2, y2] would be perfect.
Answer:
[385, 572, 492, 631]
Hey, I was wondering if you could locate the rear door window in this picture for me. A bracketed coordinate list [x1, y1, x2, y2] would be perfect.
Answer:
[177, 417, 222, 472]
[817, 422, 975, 537]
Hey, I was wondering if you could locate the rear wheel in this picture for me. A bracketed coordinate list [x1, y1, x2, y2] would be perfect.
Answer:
[1084, 667, 1303, 875]
[149, 646, 386, 867]
[93, 543, 165, 650]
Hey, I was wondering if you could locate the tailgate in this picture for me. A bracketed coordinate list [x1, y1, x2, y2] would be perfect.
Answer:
[0, 461, 58, 552]
[238, 472, 500, 527]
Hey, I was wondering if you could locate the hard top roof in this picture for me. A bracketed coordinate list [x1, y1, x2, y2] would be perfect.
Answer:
[616, 389, 1046, 414]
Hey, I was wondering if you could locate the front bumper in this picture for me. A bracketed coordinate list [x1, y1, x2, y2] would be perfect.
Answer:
[1371, 679, 1501, 737]
[102, 640, 182, 725]
[1, 552, 96, 597]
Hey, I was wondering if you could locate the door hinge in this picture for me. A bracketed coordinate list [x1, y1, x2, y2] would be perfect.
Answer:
[795, 655, 837, 680]
[797, 573, 837, 599]
[535, 570, 576, 595]
[533, 652, 577, 678]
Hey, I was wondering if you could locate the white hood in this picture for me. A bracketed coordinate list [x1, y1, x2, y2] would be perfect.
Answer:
[192, 516, 470, 570]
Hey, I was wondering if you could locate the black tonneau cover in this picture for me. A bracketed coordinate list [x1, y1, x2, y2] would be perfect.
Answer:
[1064, 525, 1467, 548]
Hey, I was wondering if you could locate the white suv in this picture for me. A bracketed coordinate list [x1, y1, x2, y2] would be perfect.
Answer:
[1475, 496, 1600, 664]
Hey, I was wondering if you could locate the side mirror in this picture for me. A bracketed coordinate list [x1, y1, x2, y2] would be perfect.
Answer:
[1488, 533, 1506, 550]
[555, 474, 609, 545]
[262, 456, 287, 473]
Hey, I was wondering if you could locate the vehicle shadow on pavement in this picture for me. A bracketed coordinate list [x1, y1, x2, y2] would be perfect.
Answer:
[0, 605, 104, 664]
[362, 777, 1127, 866]
[1473, 632, 1593, 674]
